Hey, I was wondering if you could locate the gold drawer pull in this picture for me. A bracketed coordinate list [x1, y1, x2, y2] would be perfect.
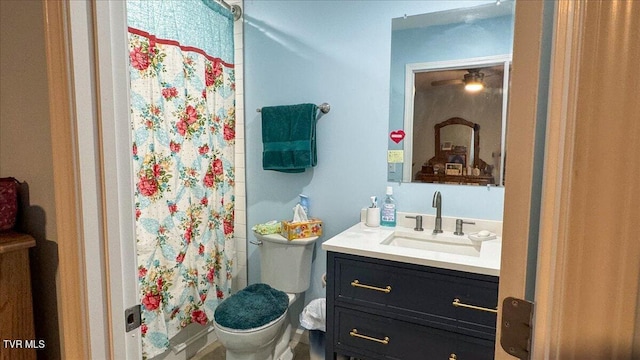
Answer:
[349, 328, 390, 345]
[452, 298, 498, 313]
[351, 280, 392, 293]
[449, 353, 457, 360]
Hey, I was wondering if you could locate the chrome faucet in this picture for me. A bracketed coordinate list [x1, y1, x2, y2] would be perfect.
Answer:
[432, 191, 443, 234]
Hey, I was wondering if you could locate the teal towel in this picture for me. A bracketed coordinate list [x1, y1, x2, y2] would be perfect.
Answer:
[214, 283, 289, 330]
[261, 103, 318, 173]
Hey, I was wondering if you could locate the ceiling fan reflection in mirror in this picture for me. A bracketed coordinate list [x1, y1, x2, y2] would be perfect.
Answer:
[431, 69, 485, 92]
[463, 70, 485, 91]
[428, 67, 502, 92]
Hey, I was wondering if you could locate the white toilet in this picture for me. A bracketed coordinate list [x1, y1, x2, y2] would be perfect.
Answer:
[213, 232, 319, 360]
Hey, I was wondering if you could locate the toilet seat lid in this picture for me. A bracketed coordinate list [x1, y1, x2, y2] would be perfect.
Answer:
[214, 283, 288, 330]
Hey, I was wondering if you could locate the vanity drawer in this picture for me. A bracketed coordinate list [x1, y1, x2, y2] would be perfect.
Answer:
[335, 306, 494, 360]
[332, 254, 498, 336]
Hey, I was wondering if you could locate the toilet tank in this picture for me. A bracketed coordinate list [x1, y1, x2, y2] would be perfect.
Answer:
[256, 233, 318, 293]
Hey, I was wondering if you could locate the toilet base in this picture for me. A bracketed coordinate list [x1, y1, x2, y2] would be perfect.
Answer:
[223, 329, 294, 360]
[273, 322, 294, 360]
[275, 347, 293, 360]
[222, 319, 295, 360]
[225, 344, 275, 360]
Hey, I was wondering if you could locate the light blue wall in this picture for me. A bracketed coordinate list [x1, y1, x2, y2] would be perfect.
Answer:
[243, 0, 502, 302]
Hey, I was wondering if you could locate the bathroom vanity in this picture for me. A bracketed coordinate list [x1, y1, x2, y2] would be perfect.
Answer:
[322, 215, 501, 360]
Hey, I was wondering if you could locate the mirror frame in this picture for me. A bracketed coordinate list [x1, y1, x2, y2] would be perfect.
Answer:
[401, 54, 512, 184]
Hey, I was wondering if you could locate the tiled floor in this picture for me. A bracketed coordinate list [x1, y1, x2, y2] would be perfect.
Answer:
[192, 340, 310, 360]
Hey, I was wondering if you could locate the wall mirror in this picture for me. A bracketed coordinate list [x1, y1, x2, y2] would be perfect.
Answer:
[387, 1, 515, 186]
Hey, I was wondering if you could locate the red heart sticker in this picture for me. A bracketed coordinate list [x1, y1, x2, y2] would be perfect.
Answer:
[390, 130, 405, 143]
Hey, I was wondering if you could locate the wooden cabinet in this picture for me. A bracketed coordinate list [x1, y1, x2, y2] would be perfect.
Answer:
[0, 232, 36, 360]
[414, 172, 495, 186]
[326, 252, 498, 360]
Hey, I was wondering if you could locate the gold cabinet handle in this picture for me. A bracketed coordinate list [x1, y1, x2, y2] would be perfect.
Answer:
[452, 298, 497, 313]
[351, 279, 391, 293]
[349, 328, 390, 345]
[449, 354, 457, 360]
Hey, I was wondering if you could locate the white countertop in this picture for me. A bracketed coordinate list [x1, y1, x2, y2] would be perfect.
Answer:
[322, 220, 502, 277]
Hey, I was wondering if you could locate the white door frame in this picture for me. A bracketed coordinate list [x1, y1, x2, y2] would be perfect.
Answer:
[51, 1, 140, 358]
[93, 0, 142, 358]
[496, 1, 549, 357]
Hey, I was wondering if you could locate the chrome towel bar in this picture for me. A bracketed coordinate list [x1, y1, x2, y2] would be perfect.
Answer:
[257, 102, 330, 114]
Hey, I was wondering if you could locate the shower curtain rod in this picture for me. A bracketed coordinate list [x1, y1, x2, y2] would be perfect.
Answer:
[214, 0, 242, 21]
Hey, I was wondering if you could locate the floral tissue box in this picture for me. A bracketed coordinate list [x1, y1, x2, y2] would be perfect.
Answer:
[281, 219, 323, 240]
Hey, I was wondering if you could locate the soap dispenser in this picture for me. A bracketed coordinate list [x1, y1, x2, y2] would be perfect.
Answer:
[380, 186, 397, 227]
[299, 194, 310, 216]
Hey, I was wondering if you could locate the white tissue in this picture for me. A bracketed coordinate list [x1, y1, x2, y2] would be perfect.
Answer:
[292, 203, 309, 223]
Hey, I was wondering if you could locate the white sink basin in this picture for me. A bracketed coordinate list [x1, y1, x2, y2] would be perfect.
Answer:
[381, 230, 481, 257]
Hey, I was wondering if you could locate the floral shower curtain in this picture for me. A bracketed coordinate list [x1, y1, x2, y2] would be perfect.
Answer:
[126, 1, 235, 358]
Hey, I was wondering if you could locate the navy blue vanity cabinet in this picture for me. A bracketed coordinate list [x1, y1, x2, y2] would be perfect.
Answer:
[326, 252, 499, 360]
